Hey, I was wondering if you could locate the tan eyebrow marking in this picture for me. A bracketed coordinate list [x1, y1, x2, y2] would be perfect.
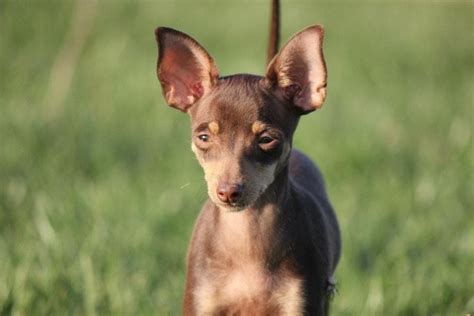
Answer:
[252, 121, 266, 134]
[208, 121, 219, 135]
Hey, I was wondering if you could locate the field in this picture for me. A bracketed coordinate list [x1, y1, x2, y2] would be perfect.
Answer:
[0, 0, 472, 315]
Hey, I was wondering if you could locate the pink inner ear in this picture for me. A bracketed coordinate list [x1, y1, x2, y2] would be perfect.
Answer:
[159, 50, 206, 110]
[156, 28, 219, 112]
[265, 25, 327, 113]
[283, 84, 301, 100]
[191, 82, 204, 100]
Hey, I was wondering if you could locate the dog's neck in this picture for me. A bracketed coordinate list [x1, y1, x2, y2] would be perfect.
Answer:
[210, 167, 294, 269]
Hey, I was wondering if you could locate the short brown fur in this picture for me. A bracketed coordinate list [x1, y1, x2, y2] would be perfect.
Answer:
[154, 1, 340, 315]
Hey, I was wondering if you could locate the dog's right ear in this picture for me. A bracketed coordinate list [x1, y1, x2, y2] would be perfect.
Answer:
[155, 27, 219, 112]
[265, 25, 327, 114]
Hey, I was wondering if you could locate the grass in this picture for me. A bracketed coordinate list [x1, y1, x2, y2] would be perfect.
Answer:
[0, 0, 472, 315]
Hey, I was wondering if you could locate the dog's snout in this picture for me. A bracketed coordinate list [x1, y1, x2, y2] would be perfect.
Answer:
[216, 183, 243, 204]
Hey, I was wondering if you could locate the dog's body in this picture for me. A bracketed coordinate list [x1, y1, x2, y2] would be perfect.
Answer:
[184, 148, 340, 315]
[155, 1, 340, 314]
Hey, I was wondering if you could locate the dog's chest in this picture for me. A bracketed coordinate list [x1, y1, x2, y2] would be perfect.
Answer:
[193, 208, 304, 314]
[219, 261, 270, 305]
[195, 258, 303, 315]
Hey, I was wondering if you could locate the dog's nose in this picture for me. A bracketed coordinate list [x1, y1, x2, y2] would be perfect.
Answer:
[216, 183, 243, 204]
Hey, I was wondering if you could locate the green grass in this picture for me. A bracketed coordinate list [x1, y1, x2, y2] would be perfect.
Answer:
[0, 0, 472, 315]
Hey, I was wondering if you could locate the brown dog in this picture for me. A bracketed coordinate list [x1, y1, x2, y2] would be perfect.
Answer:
[154, 0, 340, 314]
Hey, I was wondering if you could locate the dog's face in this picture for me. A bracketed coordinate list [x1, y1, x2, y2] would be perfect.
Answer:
[155, 26, 327, 210]
[188, 75, 297, 210]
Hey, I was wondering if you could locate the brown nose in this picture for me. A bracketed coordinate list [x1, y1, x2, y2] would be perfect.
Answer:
[216, 183, 243, 204]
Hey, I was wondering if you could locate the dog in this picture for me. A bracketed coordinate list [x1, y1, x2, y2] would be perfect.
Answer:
[154, 0, 341, 314]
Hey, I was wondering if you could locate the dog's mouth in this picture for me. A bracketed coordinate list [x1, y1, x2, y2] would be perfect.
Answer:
[207, 191, 255, 212]
[206, 181, 271, 212]
[212, 198, 248, 212]
[221, 202, 247, 212]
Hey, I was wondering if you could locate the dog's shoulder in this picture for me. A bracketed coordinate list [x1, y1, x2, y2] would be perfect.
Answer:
[288, 149, 341, 271]
[289, 148, 328, 198]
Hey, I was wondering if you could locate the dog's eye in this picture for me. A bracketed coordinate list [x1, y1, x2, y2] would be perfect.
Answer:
[259, 136, 274, 144]
[198, 134, 209, 142]
[258, 134, 279, 151]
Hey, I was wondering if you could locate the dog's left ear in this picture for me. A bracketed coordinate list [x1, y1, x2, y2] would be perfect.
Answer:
[155, 27, 219, 112]
[265, 25, 327, 114]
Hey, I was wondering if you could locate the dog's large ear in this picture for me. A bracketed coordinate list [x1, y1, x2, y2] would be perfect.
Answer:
[265, 25, 327, 114]
[155, 27, 219, 112]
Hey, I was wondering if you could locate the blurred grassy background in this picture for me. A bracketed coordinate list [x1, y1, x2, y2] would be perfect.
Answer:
[0, 0, 472, 315]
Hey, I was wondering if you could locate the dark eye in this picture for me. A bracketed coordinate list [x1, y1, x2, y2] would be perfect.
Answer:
[258, 133, 280, 151]
[198, 134, 209, 142]
[259, 135, 274, 144]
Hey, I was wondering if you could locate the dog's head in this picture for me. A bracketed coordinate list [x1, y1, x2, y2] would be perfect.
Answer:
[155, 26, 327, 210]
